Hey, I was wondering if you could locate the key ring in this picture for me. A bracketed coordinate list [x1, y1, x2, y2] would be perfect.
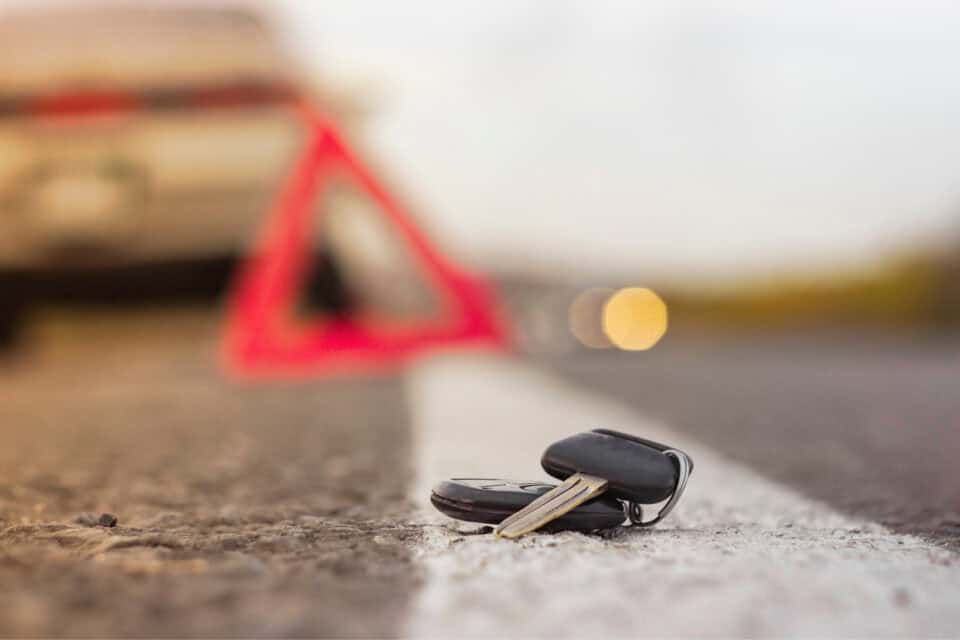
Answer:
[625, 449, 692, 527]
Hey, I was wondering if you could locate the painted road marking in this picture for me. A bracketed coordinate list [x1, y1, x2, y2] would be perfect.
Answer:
[405, 354, 959, 637]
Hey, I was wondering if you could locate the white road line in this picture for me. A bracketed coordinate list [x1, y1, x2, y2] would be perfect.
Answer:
[405, 354, 959, 637]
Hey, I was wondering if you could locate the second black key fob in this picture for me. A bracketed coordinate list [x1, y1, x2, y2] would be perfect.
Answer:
[431, 478, 625, 532]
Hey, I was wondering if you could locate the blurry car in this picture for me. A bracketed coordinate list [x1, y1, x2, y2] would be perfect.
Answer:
[0, 4, 352, 342]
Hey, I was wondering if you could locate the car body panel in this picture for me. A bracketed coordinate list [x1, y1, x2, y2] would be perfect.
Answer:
[0, 4, 308, 268]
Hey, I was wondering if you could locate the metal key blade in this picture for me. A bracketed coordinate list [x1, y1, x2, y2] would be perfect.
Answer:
[494, 473, 609, 539]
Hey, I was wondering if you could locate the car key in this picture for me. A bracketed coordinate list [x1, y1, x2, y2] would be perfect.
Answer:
[494, 429, 693, 539]
[431, 478, 625, 532]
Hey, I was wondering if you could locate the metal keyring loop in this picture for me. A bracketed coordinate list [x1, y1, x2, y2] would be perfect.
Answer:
[626, 449, 692, 527]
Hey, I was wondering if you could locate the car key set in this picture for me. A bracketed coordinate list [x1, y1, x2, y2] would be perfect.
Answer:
[430, 429, 693, 538]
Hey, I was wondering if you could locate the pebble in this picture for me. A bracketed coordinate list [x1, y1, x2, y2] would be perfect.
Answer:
[74, 513, 98, 527]
[97, 513, 118, 528]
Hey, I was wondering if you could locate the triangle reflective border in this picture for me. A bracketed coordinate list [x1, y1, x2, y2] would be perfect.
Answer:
[222, 105, 509, 379]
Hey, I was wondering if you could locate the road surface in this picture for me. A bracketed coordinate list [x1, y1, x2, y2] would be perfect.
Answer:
[543, 334, 960, 551]
[0, 306, 957, 636]
[0, 309, 418, 637]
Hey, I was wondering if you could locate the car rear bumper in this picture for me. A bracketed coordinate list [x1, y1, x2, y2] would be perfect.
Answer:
[0, 254, 239, 303]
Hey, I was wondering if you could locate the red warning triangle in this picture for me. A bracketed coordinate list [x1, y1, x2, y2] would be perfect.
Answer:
[222, 104, 509, 378]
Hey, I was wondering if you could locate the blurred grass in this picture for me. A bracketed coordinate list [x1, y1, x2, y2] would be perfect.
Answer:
[666, 252, 960, 333]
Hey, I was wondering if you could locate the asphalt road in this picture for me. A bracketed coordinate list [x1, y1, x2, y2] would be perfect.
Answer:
[541, 333, 960, 551]
[1, 305, 958, 636]
[0, 309, 420, 637]
[406, 352, 959, 637]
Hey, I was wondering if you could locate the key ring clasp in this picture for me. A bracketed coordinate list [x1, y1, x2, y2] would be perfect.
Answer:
[625, 449, 692, 527]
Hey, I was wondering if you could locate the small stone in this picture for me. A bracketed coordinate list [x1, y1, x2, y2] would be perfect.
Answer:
[75, 513, 99, 527]
[97, 513, 118, 528]
[460, 525, 493, 536]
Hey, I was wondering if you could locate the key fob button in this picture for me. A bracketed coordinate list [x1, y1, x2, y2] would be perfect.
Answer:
[431, 478, 625, 532]
[541, 430, 679, 503]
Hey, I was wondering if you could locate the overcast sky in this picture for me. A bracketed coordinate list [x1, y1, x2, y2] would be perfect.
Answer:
[5, 1, 960, 279]
[271, 1, 960, 279]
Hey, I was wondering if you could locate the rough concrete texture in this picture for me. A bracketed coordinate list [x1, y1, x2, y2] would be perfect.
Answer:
[0, 310, 420, 638]
[406, 355, 960, 637]
[3, 308, 958, 638]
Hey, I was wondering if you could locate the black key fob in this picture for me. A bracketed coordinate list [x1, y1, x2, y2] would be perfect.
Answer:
[541, 429, 689, 504]
[431, 478, 625, 532]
